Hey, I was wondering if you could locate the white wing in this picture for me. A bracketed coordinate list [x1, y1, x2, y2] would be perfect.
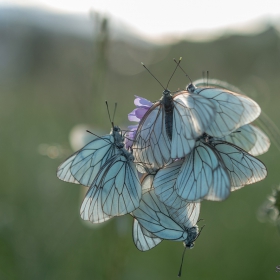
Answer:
[153, 160, 186, 208]
[176, 141, 230, 201]
[133, 103, 172, 173]
[211, 140, 267, 191]
[132, 189, 197, 241]
[194, 87, 261, 138]
[80, 188, 111, 223]
[171, 91, 216, 158]
[80, 154, 141, 223]
[57, 152, 80, 184]
[219, 124, 270, 156]
[132, 218, 162, 251]
[168, 203, 200, 229]
[141, 173, 155, 193]
[70, 135, 117, 186]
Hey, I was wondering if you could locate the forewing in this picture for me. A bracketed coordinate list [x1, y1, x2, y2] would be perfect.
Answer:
[176, 141, 230, 201]
[132, 218, 162, 251]
[171, 91, 216, 158]
[132, 189, 187, 241]
[153, 160, 186, 208]
[70, 135, 116, 186]
[57, 152, 80, 184]
[132, 103, 172, 173]
[196, 88, 260, 137]
[219, 124, 270, 156]
[212, 140, 267, 191]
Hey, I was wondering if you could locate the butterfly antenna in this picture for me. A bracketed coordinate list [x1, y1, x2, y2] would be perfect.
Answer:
[105, 101, 112, 123]
[86, 130, 112, 144]
[141, 62, 165, 90]
[178, 246, 187, 277]
[173, 58, 193, 84]
[105, 101, 115, 128]
[207, 70, 209, 86]
[112, 102, 117, 123]
[202, 71, 205, 85]
[166, 57, 182, 89]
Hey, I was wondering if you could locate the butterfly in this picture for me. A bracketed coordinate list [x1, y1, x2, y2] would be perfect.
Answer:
[132, 82, 217, 173]
[80, 142, 142, 223]
[131, 181, 201, 250]
[186, 82, 261, 138]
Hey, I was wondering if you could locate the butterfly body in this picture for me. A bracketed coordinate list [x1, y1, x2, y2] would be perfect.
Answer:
[160, 89, 174, 140]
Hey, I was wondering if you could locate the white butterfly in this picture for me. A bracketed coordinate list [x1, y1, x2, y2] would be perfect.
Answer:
[187, 83, 261, 138]
[57, 125, 142, 223]
[57, 126, 124, 186]
[132, 89, 216, 172]
[79, 135, 142, 223]
[131, 187, 201, 250]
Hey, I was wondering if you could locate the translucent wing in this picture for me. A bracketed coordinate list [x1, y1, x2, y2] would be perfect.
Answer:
[168, 203, 200, 228]
[141, 173, 155, 193]
[57, 152, 80, 184]
[70, 135, 117, 186]
[80, 188, 111, 223]
[171, 91, 216, 158]
[132, 218, 162, 251]
[211, 140, 267, 191]
[80, 154, 141, 223]
[176, 141, 230, 201]
[132, 189, 198, 241]
[153, 160, 186, 208]
[132, 103, 172, 173]
[219, 124, 270, 156]
[194, 87, 261, 138]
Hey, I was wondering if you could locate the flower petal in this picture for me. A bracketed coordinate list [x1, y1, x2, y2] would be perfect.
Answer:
[134, 96, 153, 108]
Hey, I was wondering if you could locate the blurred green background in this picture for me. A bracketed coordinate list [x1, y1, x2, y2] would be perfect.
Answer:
[1, 6, 280, 280]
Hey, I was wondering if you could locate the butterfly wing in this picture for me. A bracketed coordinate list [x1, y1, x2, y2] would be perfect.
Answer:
[219, 124, 270, 156]
[176, 141, 230, 201]
[171, 91, 216, 158]
[132, 218, 162, 251]
[80, 187, 111, 223]
[132, 189, 188, 241]
[57, 152, 80, 184]
[133, 103, 172, 173]
[168, 202, 200, 229]
[80, 154, 141, 223]
[211, 140, 267, 191]
[70, 135, 117, 186]
[195, 88, 261, 138]
[154, 160, 185, 208]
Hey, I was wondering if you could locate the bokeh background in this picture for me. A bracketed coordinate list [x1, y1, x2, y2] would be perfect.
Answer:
[1, 1, 280, 279]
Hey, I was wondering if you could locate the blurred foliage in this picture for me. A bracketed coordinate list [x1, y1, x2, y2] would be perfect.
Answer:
[1, 9, 280, 280]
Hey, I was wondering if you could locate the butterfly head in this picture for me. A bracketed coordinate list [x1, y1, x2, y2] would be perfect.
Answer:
[183, 225, 199, 249]
[186, 83, 196, 93]
[162, 89, 171, 96]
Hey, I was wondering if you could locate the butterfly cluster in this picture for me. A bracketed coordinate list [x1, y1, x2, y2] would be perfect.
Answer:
[57, 63, 269, 276]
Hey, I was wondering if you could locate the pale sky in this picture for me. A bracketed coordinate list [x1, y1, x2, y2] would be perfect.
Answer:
[2, 0, 280, 40]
